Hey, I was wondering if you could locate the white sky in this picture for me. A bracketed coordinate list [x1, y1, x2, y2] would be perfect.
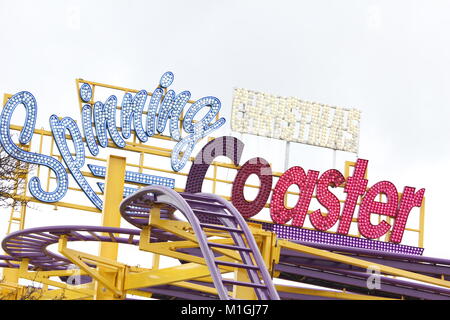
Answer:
[0, 0, 449, 263]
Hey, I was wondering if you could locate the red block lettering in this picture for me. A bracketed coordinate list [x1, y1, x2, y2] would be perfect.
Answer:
[270, 166, 319, 226]
[231, 157, 272, 218]
[337, 159, 369, 235]
[390, 187, 425, 243]
[358, 181, 398, 239]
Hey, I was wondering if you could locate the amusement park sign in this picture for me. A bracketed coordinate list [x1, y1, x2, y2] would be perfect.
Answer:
[231, 87, 361, 153]
[0, 72, 225, 210]
[184, 137, 425, 244]
[0, 72, 425, 244]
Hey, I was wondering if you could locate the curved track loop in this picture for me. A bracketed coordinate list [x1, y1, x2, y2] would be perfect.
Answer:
[0, 255, 21, 269]
[2, 226, 141, 270]
[120, 186, 280, 300]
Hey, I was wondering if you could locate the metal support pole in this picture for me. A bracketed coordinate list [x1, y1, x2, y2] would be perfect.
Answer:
[284, 141, 290, 171]
[332, 149, 337, 169]
[2, 268, 19, 285]
[232, 268, 258, 300]
[94, 155, 126, 300]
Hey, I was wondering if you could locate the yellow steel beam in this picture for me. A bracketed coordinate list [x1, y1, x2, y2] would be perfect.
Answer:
[39, 288, 92, 300]
[141, 224, 237, 254]
[75, 78, 198, 105]
[0, 283, 22, 300]
[138, 239, 238, 273]
[127, 289, 153, 299]
[8, 195, 101, 213]
[25, 269, 88, 277]
[419, 197, 426, 248]
[59, 245, 123, 297]
[62, 246, 125, 270]
[233, 268, 257, 300]
[125, 262, 219, 290]
[172, 281, 222, 296]
[19, 270, 93, 297]
[231, 227, 277, 300]
[57, 235, 129, 298]
[2, 268, 19, 286]
[279, 240, 450, 289]
[145, 219, 242, 262]
[275, 284, 396, 300]
[94, 155, 126, 300]
[139, 240, 212, 266]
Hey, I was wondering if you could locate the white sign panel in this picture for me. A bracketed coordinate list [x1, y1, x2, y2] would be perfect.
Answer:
[231, 88, 361, 153]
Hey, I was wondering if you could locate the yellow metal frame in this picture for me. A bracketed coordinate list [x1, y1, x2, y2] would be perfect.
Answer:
[0, 79, 428, 300]
[1, 123, 425, 247]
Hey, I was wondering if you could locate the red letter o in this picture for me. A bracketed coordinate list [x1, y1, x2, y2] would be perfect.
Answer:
[231, 157, 272, 219]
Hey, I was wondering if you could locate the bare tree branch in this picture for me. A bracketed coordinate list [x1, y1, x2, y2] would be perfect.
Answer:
[0, 145, 34, 209]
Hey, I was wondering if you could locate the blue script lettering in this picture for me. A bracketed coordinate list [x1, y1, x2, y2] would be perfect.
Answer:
[0, 92, 68, 202]
[50, 115, 103, 209]
[0, 72, 225, 208]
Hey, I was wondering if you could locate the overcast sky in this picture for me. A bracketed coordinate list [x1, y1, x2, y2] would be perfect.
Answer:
[0, 0, 449, 259]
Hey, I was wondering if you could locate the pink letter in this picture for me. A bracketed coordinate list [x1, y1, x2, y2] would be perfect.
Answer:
[337, 159, 369, 235]
[270, 166, 319, 226]
[390, 187, 425, 243]
[310, 169, 346, 231]
[358, 181, 398, 239]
